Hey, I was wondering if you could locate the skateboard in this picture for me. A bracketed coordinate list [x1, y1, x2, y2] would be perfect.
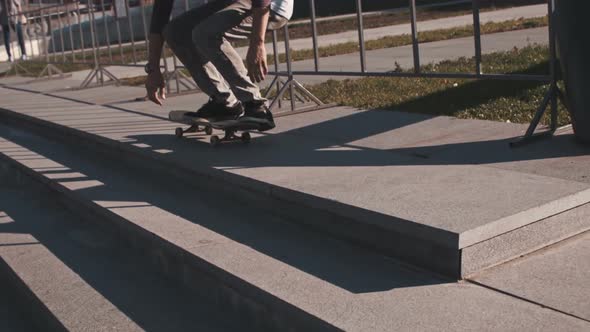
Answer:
[168, 110, 263, 147]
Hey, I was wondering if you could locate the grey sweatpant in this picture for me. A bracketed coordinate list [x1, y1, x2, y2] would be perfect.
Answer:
[163, 0, 288, 107]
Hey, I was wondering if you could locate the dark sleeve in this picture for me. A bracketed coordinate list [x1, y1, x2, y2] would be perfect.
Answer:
[150, 0, 174, 34]
[251, 0, 271, 8]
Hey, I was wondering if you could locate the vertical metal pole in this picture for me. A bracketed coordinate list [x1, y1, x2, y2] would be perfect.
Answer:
[89, 3, 101, 66]
[65, 4, 75, 61]
[115, 20, 124, 63]
[100, 0, 113, 63]
[35, 11, 42, 59]
[32, 10, 37, 59]
[76, 1, 86, 61]
[272, 29, 281, 108]
[48, 10, 57, 62]
[26, 14, 35, 58]
[548, 0, 557, 130]
[56, 7, 66, 62]
[171, 0, 190, 92]
[164, 45, 180, 93]
[409, 0, 420, 73]
[162, 45, 171, 93]
[88, 2, 100, 82]
[472, 0, 482, 75]
[283, 25, 295, 111]
[40, 8, 49, 63]
[125, 0, 137, 64]
[114, 2, 124, 63]
[355, 0, 366, 72]
[140, 0, 149, 58]
[309, 0, 319, 71]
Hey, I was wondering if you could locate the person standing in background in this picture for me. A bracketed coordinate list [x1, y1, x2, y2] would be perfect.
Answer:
[0, 0, 27, 62]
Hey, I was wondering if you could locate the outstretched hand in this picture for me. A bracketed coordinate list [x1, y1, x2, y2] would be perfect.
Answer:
[145, 71, 166, 105]
[246, 41, 268, 83]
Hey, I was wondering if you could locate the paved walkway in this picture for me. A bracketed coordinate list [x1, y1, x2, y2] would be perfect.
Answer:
[0, 76, 589, 328]
[1, 118, 588, 330]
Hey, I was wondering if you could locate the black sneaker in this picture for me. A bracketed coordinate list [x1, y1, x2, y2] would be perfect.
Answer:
[240, 101, 275, 131]
[187, 99, 243, 122]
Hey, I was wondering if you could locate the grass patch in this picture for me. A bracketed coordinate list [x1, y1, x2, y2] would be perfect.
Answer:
[277, 16, 548, 64]
[120, 75, 148, 86]
[306, 45, 568, 126]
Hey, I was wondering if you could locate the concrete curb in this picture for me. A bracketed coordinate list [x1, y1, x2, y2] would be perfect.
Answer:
[0, 105, 464, 277]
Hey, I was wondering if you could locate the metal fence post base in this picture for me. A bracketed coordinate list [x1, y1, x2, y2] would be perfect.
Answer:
[7, 62, 33, 77]
[80, 66, 120, 89]
[510, 83, 567, 148]
[267, 77, 324, 113]
[165, 69, 199, 95]
[37, 64, 66, 80]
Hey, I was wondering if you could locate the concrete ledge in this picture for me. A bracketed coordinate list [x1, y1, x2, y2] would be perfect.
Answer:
[462, 203, 590, 277]
[1, 100, 589, 279]
[0, 106, 466, 276]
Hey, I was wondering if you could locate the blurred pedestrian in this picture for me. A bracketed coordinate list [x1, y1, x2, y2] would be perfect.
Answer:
[1, 0, 27, 62]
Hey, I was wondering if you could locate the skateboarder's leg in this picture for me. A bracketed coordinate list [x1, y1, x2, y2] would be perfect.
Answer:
[163, 0, 238, 107]
[190, 0, 268, 105]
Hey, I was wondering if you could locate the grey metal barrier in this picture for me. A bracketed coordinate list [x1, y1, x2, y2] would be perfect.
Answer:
[2, 1, 122, 82]
[4, 0, 147, 87]
[266, 0, 565, 147]
[74, 0, 200, 92]
[2, 1, 69, 79]
[73, 0, 199, 92]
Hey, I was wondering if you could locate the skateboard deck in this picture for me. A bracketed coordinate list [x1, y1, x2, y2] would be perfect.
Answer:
[168, 110, 262, 146]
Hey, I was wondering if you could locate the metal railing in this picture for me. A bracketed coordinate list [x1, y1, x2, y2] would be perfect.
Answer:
[265, 0, 563, 146]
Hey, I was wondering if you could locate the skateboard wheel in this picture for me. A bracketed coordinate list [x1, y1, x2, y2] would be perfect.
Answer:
[175, 127, 183, 138]
[210, 135, 220, 147]
[205, 126, 213, 135]
[241, 132, 251, 143]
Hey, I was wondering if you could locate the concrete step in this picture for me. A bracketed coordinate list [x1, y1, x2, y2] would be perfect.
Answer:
[1, 87, 590, 279]
[2, 113, 590, 331]
[0, 160, 247, 331]
[0, 123, 339, 331]
[470, 231, 590, 322]
[0, 280, 35, 332]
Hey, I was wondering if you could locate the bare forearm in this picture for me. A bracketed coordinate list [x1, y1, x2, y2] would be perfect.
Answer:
[148, 33, 165, 69]
[250, 6, 270, 45]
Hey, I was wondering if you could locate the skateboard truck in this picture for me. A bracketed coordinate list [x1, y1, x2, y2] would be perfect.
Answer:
[210, 131, 251, 147]
[174, 124, 212, 138]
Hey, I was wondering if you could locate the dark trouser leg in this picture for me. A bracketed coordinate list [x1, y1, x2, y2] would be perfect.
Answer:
[163, 0, 238, 106]
[14, 22, 25, 55]
[191, 0, 266, 104]
[2, 24, 11, 57]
